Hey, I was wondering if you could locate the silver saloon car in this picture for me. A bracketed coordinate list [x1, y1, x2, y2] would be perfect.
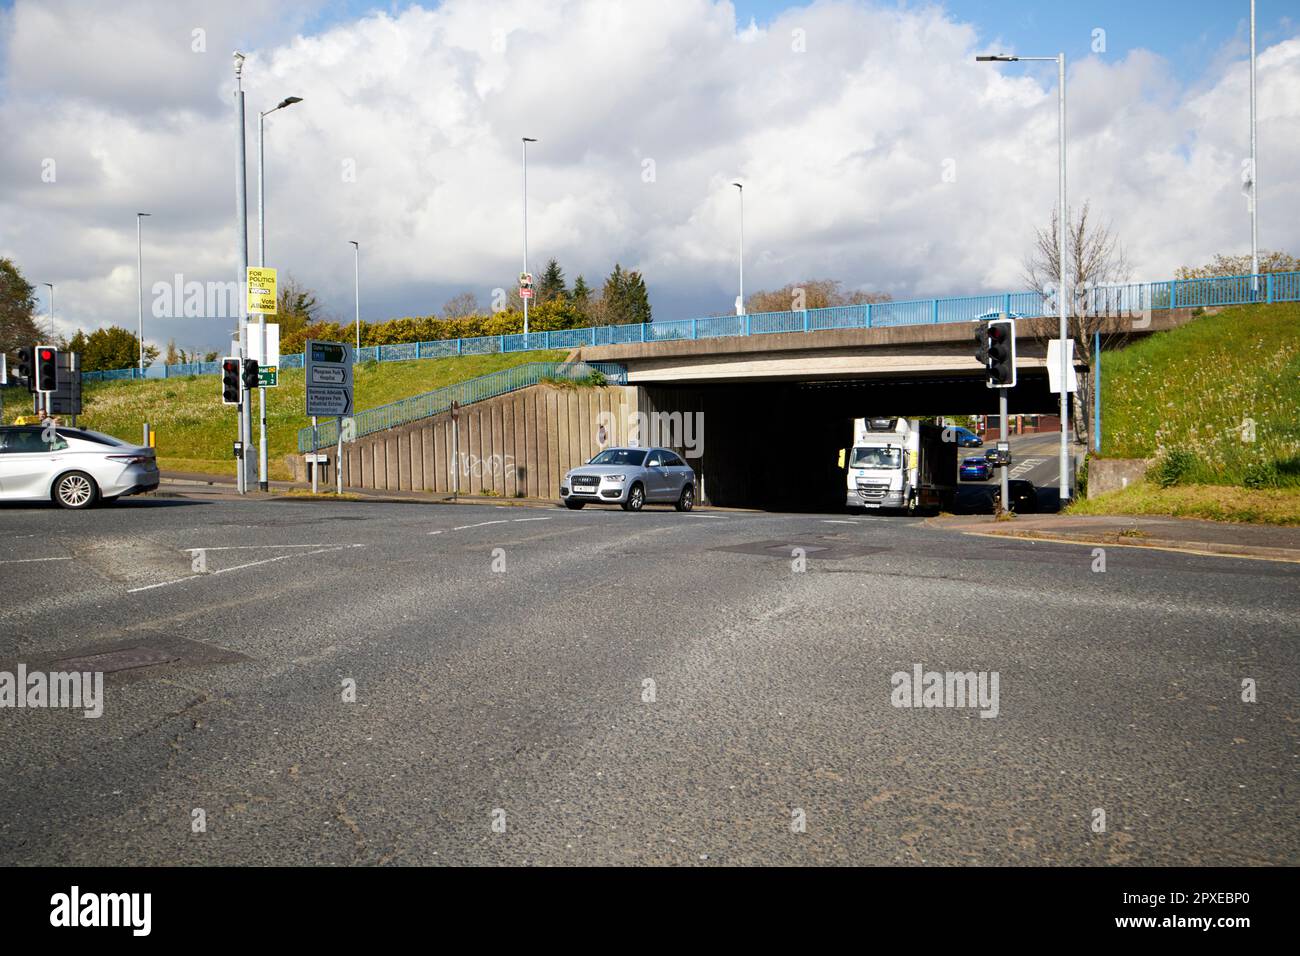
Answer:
[0, 426, 160, 509]
[561, 446, 695, 511]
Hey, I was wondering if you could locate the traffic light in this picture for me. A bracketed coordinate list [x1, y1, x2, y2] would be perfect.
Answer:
[34, 346, 59, 392]
[16, 347, 35, 392]
[241, 358, 260, 391]
[986, 317, 1016, 388]
[221, 357, 242, 405]
[973, 325, 989, 371]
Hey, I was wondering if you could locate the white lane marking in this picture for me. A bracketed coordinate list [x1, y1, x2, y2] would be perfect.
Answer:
[181, 544, 332, 552]
[128, 544, 365, 594]
[684, 513, 728, 518]
[823, 519, 854, 524]
[512, 517, 552, 523]
[444, 519, 510, 533]
[0, 556, 74, 565]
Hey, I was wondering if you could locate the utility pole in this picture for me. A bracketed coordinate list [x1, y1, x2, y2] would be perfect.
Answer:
[136, 213, 150, 375]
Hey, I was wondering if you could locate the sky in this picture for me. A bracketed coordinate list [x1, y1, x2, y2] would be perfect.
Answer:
[0, 0, 1297, 353]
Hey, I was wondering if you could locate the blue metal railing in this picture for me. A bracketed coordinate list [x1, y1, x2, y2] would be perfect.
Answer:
[83, 270, 1300, 383]
[295, 361, 626, 452]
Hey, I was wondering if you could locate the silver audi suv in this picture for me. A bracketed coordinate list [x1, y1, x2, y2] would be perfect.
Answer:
[560, 446, 695, 511]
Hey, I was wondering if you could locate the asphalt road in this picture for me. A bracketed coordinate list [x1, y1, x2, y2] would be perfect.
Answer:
[1, 493, 1296, 865]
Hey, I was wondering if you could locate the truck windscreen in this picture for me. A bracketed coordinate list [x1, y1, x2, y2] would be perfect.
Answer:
[850, 446, 901, 469]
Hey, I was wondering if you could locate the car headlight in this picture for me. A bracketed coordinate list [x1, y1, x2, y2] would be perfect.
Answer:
[603, 474, 626, 483]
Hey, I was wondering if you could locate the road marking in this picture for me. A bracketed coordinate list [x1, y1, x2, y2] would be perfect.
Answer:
[180, 544, 333, 552]
[0, 556, 74, 565]
[442, 520, 511, 533]
[823, 519, 855, 524]
[512, 517, 552, 523]
[129, 544, 365, 593]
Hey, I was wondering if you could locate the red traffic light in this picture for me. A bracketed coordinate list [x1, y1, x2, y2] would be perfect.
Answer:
[40, 349, 53, 360]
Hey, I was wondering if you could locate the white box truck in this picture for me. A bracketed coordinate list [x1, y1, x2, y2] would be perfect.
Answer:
[844, 417, 957, 514]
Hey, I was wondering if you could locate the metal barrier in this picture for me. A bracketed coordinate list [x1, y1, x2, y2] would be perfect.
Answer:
[82, 270, 1300, 383]
[295, 360, 626, 452]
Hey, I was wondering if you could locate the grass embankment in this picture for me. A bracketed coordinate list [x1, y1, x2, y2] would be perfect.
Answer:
[1071, 302, 1300, 523]
[3, 350, 567, 481]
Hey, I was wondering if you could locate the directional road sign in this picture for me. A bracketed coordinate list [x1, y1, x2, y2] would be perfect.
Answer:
[304, 339, 353, 417]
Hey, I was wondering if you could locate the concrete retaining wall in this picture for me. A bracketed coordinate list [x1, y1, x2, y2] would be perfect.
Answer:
[295, 384, 640, 498]
[1087, 458, 1152, 498]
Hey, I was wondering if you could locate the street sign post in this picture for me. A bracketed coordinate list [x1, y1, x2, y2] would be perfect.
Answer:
[305, 340, 353, 494]
[1046, 339, 1078, 394]
[248, 323, 280, 386]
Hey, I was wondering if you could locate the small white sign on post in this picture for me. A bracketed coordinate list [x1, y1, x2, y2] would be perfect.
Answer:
[1046, 338, 1078, 394]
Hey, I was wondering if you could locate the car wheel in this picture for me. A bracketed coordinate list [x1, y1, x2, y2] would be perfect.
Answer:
[675, 484, 694, 512]
[564, 499, 585, 510]
[53, 471, 99, 510]
[621, 482, 645, 512]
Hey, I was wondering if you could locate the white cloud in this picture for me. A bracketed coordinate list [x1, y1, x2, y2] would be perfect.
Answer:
[0, 0, 1297, 350]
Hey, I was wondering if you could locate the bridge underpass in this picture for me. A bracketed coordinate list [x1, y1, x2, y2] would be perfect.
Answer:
[637, 371, 1065, 511]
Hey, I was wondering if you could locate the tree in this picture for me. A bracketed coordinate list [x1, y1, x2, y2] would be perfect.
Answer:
[537, 258, 567, 304]
[1175, 250, 1299, 279]
[1021, 200, 1132, 447]
[442, 291, 479, 318]
[76, 326, 159, 372]
[745, 279, 891, 314]
[203, 350, 220, 363]
[0, 257, 44, 365]
[275, 274, 320, 339]
[571, 275, 592, 311]
[165, 339, 181, 365]
[596, 264, 652, 326]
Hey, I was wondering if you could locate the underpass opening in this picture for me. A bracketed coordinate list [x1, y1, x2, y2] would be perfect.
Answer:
[638, 373, 1061, 512]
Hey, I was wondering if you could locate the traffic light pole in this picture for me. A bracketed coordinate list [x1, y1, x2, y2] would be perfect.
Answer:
[999, 389, 1010, 514]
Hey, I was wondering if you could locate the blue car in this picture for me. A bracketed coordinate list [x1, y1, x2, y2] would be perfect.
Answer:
[950, 426, 982, 447]
[960, 456, 993, 481]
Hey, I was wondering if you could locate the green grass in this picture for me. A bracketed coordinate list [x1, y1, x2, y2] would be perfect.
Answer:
[1100, 302, 1300, 487]
[3, 350, 567, 481]
[1067, 481, 1300, 526]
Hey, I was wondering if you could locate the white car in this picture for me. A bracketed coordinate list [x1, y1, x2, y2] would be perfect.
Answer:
[0, 426, 159, 508]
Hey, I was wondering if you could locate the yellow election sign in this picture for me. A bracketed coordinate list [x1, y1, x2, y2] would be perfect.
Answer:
[247, 267, 278, 314]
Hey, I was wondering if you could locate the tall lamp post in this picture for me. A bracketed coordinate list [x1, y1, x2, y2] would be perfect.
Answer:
[350, 241, 361, 356]
[1250, 0, 1259, 292]
[978, 52, 1071, 503]
[234, 51, 249, 495]
[731, 182, 745, 315]
[136, 212, 151, 375]
[521, 137, 537, 337]
[43, 283, 54, 339]
[256, 95, 303, 492]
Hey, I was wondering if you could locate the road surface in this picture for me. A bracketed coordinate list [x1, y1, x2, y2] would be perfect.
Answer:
[1, 494, 1296, 865]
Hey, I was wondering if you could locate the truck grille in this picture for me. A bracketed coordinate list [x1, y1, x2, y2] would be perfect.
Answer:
[856, 481, 890, 500]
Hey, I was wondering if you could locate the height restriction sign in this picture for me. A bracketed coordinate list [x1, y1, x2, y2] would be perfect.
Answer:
[247, 267, 278, 314]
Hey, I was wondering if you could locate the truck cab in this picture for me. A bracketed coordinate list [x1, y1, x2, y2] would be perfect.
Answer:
[845, 417, 956, 515]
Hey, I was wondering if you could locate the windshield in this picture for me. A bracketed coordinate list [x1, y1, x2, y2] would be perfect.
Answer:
[849, 446, 901, 469]
[588, 448, 647, 467]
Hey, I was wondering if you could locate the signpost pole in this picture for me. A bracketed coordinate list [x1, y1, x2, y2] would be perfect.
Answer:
[336, 415, 343, 496]
[311, 416, 319, 494]
[451, 402, 460, 500]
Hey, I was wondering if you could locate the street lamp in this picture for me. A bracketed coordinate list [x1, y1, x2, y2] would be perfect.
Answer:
[977, 52, 1071, 503]
[136, 212, 150, 374]
[233, 50, 249, 495]
[350, 240, 360, 356]
[732, 182, 745, 316]
[1250, 0, 1259, 291]
[43, 283, 54, 339]
[521, 136, 537, 337]
[255, 94, 303, 492]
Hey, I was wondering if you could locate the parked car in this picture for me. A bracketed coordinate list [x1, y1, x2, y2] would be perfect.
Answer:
[959, 456, 993, 482]
[995, 478, 1039, 514]
[949, 426, 982, 447]
[561, 446, 695, 512]
[0, 426, 159, 509]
